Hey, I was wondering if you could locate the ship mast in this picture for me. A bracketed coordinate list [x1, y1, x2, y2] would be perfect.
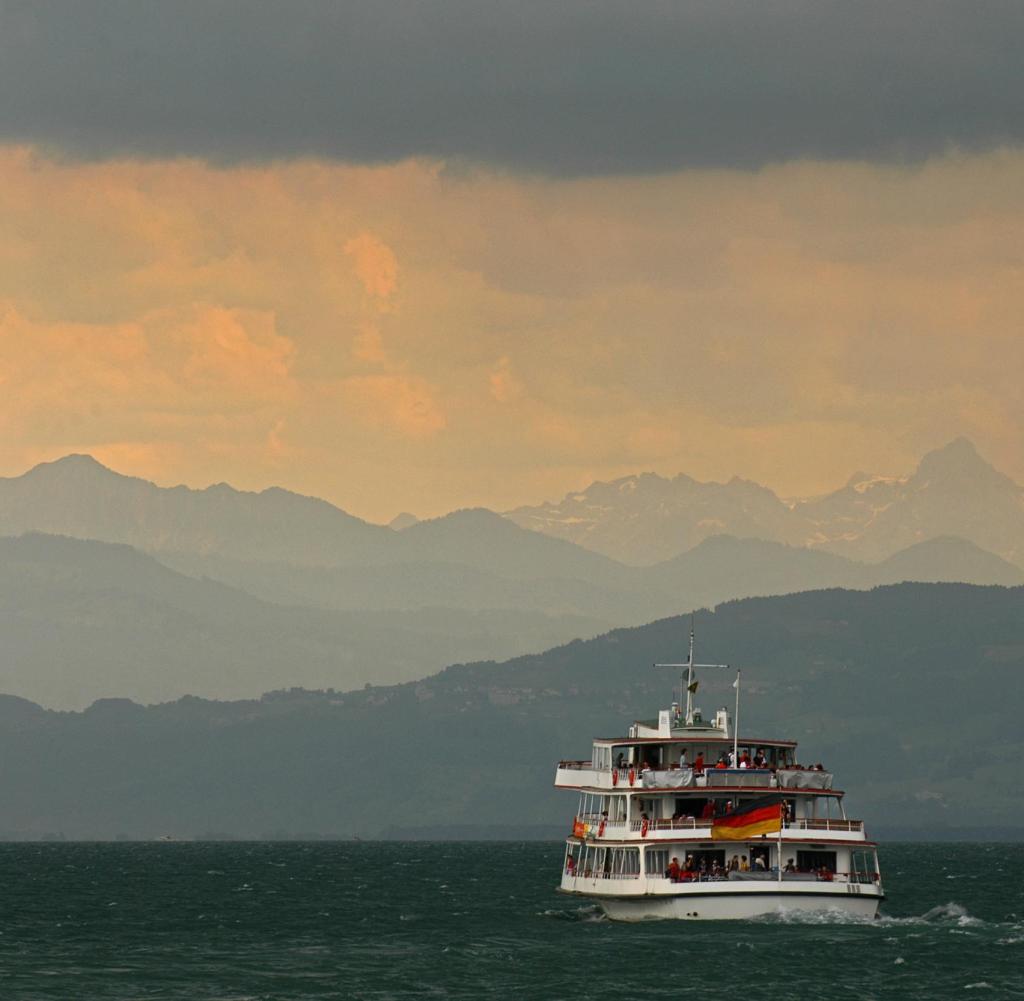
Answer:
[654, 617, 731, 725]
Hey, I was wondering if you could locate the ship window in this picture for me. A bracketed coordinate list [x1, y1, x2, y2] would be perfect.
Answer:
[796, 850, 837, 873]
[646, 848, 669, 876]
[603, 847, 640, 876]
[850, 849, 876, 884]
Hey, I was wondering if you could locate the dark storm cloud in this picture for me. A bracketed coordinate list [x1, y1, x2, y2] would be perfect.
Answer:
[1, 0, 1022, 174]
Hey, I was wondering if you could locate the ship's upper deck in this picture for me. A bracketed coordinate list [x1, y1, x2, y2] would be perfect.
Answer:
[559, 702, 833, 794]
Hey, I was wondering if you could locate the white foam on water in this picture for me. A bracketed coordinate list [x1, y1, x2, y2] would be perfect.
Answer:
[757, 904, 886, 926]
[538, 904, 605, 923]
[758, 900, 987, 929]
[919, 902, 984, 927]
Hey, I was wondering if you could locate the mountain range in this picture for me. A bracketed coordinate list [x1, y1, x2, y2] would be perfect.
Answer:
[2, 583, 1021, 840]
[506, 438, 1024, 566]
[4, 438, 1021, 574]
[1, 442, 1022, 708]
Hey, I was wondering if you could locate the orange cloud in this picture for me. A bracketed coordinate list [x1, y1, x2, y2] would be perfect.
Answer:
[351, 325, 389, 365]
[488, 356, 524, 403]
[341, 375, 446, 439]
[0, 144, 1023, 518]
[173, 305, 294, 398]
[0, 300, 296, 482]
[344, 232, 398, 301]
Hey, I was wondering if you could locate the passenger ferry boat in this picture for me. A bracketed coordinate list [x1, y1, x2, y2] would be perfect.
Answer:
[554, 630, 884, 920]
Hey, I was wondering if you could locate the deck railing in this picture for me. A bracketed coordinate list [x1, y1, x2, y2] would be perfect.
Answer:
[567, 870, 881, 885]
[657, 870, 879, 884]
[572, 815, 864, 837]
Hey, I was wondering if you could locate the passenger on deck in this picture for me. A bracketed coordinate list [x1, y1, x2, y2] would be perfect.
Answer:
[740, 855, 750, 872]
[739, 751, 752, 768]
[667, 857, 681, 881]
[715, 754, 728, 769]
[692, 753, 705, 774]
[753, 748, 768, 768]
[728, 855, 740, 872]
[752, 854, 766, 870]
[615, 752, 625, 770]
[566, 855, 576, 875]
[699, 800, 715, 820]
[784, 858, 796, 873]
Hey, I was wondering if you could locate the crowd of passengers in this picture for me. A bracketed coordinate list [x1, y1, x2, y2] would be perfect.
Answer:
[664, 854, 834, 882]
[617, 749, 828, 774]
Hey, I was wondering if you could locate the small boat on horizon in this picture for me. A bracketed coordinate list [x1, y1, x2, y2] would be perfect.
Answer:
[554, 626, 884, 920]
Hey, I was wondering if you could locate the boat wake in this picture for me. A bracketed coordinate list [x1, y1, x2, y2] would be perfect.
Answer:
[756, 901, 985, 928]
[916, 902, 984, 927]
[539, 904, 606, 923]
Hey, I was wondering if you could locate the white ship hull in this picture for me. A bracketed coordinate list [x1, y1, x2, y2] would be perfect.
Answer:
[560, 872, 883, 921]
[592, 889, 881, 922]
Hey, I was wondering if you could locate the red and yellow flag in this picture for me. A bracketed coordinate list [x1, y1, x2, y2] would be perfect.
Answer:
[711, 797, 783, 841]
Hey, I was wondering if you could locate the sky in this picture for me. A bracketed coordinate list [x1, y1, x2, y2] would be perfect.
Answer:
[1, 1, 1022, 522]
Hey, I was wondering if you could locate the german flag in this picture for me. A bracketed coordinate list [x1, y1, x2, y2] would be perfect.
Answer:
[711, 796, 783, 841]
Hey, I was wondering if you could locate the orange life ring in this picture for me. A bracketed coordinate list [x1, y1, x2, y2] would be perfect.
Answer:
[640, 818, 649, 838]
[628, 768, 636, 786]
[612, 769, 619, 786]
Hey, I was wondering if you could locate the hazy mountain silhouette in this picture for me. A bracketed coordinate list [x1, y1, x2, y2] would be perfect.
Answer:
[647, 533, 1023, 597]
[1, 583, 1020, 840]
[3, 529, 1019, 711]
[0, 457, 623, 583]
[0, 533, 607, 709]
[0, 454, 391, 565]
[506, 439, 1024, 566]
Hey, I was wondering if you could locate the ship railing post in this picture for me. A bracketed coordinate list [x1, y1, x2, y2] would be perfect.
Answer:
[732, 668, 740, 769]
[777, 821, 783, 886]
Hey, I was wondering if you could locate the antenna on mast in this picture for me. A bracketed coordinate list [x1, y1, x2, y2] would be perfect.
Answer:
[654, 614, 730, 725]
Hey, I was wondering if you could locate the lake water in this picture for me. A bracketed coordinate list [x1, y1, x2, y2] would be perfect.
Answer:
[1, 842, 1021, 1000]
